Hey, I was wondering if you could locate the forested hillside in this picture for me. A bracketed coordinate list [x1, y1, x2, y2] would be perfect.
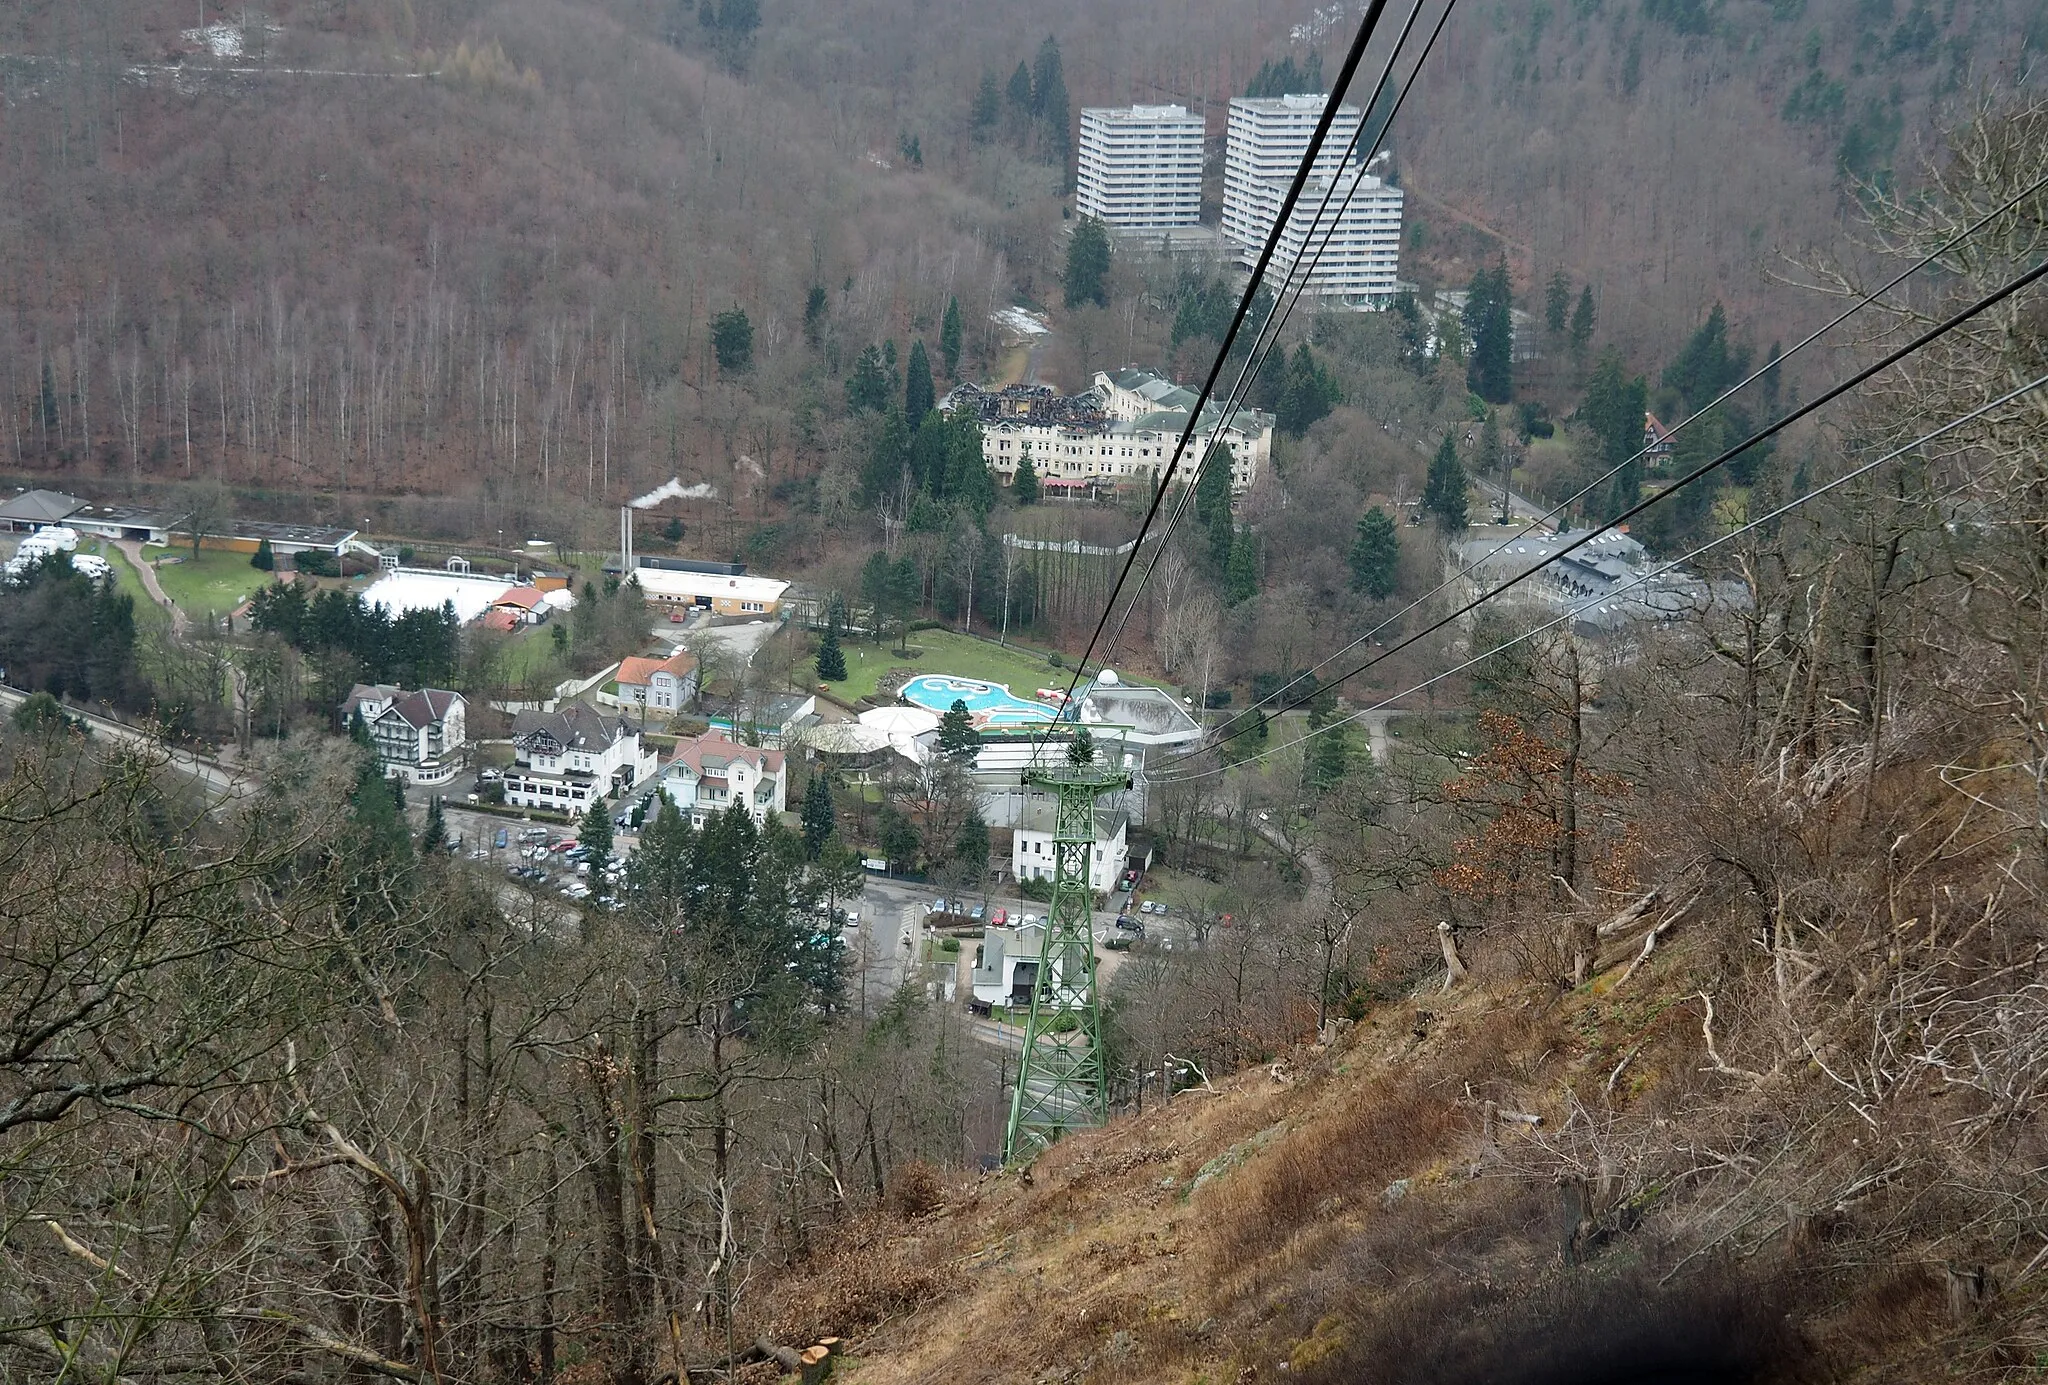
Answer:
[0, 0, 2035, 547]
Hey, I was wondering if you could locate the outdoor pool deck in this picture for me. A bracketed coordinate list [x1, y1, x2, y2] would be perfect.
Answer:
[899, 674, 1062, 726]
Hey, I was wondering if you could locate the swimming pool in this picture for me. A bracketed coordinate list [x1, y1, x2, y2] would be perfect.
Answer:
[899, 674, 1060, 726]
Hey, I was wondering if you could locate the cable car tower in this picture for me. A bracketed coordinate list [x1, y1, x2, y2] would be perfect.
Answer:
[1003, 750, 1130, 1164]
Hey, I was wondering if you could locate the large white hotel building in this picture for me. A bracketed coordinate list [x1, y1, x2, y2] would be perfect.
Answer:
[1074, 104, 1206, 230]
[1222, 93, 1404, 306]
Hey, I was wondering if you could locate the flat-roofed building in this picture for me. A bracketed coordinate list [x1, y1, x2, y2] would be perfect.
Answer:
[1075, 104, 1206, 231]
[1221, 94, 1403, 306]
[628, 565, 789, 617]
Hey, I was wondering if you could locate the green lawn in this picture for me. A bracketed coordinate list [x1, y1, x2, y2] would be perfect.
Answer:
[97, 544, 171, 638]
[828, 628, 1136, 704]
[495, 627, 569, 695]
[150, 549, 271, 622]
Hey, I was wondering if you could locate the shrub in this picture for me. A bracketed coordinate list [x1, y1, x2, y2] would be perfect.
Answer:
[889, 1160, 946, 1219]
[293, 550, 338, 577]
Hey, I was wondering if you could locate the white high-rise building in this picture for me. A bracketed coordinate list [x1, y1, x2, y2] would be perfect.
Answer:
[1075, 104, 1205, 230]
[1221, 93, 1403, 306]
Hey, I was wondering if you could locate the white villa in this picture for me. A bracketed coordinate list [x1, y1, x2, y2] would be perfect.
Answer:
[658, 732, 788, 828]
[1011, 798, 1129, 894]
[615, 649, 701, 717]
[503, 707, 657, 813]
[342, 684, 468, 786]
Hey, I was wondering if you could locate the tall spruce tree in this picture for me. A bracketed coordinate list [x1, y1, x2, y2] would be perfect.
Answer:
[1225, 529, 1260, 604]
[815, 623, 846, 682]
[1582, 348, 1649, 517]
[800, 774, 835, 858]
[420, 796, 448, 854]
[1464, 257, 1515, 404]
[970, 71, 1001, 137]
[905, 340, 936, 427]
[1569, 285, 1597, 355]
[1662, 302, 1748, 412]
[1012, 453, 1040, 503]
[1348, 505, 1400, 598]
[1006, 60, 1033, 111]
[1063, 217, 1111, 308]
[940, 296, 964, 377]
[1545, 270, 1572, 334]
[937, 698, 982, 762]
[1422, 431, 1469, 532]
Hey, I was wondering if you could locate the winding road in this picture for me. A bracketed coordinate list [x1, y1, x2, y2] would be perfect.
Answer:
[116, 541, 190, 635]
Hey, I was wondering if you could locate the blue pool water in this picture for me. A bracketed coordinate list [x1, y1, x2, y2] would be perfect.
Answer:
[900, 674, 1060, 725]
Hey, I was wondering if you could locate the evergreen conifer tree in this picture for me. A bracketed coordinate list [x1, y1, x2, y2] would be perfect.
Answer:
[971, 71, 1001, 137]
[1225, 529, 1260, 604]
[1012, 454, 1040, 504]
[578, 801, 615, 884]
[1208, 488, 1235, 569]
[1006, 61, 1033, 112]
[904, 340, 935, 427]
[251, 537, 274, 571]
[1066, 727, 1096, 766]
[1463, 258, 1515, 404]
[815, 624, 846, 682]
[800, 774, 835, 858]
[1545, 270, 1571, 334]
[940, 297, 964, 377]
[1348, 505, 1400, 598]
[421, 796, 447, 854]
[1063, 218, 1111, 309]
[846, 345, 892, 412]
[710, 306, 753, 372]
[1582, 348, 1649, 517]
[803, 285, 828, 346]
[1569, 286, 1598, 355]
[937, 698, 982, 762]
[1422, 431, 1469, 532]
[954, 811, 990, 878]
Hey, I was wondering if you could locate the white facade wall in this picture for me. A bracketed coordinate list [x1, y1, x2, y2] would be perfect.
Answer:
[1012, 817, 1128, 894]
[1075, 105, 1205, 231]
[1221, 94, 1363, 247]
[504, 733, 656, 812]
[1220, 95, 1401, 304]
[981, 419, 1266, 492]
[1257, 165, 1405, 302]
[659, 756, 786, 827]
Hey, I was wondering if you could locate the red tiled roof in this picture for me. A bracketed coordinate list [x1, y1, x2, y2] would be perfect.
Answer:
[481, 608, 521, 632]
[493, 586, 548, 610]
[617, 649, 699, 688]
[668, 732, 783, 778]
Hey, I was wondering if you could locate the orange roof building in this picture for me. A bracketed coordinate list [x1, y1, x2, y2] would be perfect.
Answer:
[616, 649, 701, 715]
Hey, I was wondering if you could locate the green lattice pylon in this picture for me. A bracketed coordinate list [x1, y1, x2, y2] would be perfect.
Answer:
[1003, 762, 1130, 1164]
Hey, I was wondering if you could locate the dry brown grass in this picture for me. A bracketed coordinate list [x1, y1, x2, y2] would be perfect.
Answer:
[1201, 1075, 1466, 1270]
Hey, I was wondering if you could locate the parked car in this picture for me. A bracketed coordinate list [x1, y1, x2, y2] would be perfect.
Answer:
[991, 908, 1008, 927]
[929, 897, 948, 915]
[1104, 932, 1134, 951]
[1115, 915, 1144, 933]
[669, 610, 685, 623]
[970, 903, 985, 922]
[494, 828, 509, 849]
[477, 768, 501, 782]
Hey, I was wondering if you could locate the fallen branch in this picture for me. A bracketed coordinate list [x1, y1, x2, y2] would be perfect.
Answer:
[1696, 992, 1768, 1082]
